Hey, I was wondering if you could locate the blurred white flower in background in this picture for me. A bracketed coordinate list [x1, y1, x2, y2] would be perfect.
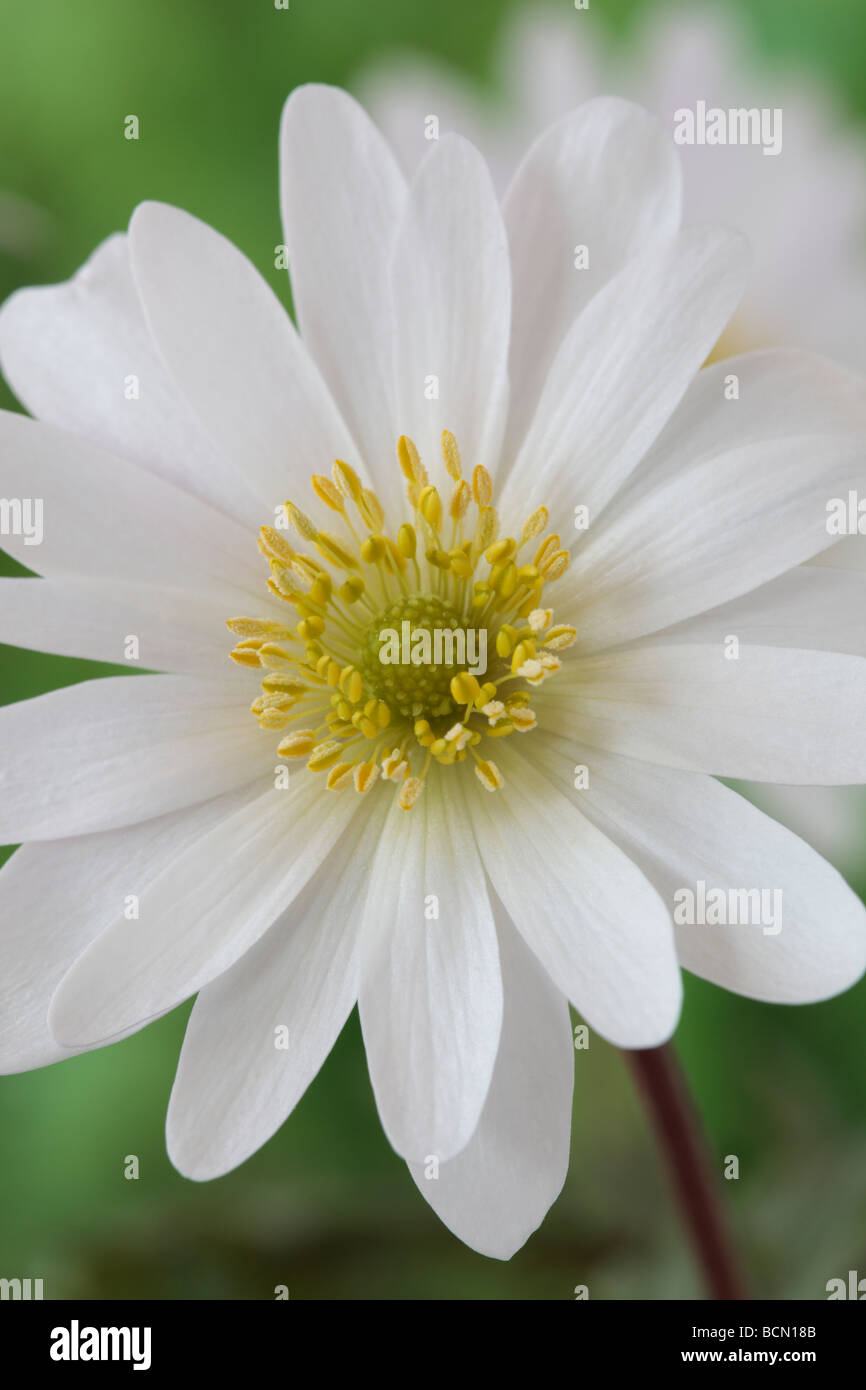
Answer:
[357, 1, 866, 883]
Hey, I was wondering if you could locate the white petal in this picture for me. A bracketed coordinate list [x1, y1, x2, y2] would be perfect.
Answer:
[0, 578, 244, 675]
[469, 743, 681, 1048]
[279, 85, 406, 487]
[0, 234, 247, 521]
[166, 794, 389, 1179]
[500, 226, 747, 523]
[558, 350, 866, 649]
[503, 97, 681, 453]
[0, 675, 273, 841]
[561, 435, 866, 652]
[359, 779, 503, 1163]
[531, 735, 866, 1004]
[129, 201, 363, 510]
[0, 409, 262, 600]
[408, 903, 573, 1260]
[49, 775, 357, 1047]
[391, 134, 510, 479]
[545, 643, 866, 783]
[0, 787, 257, 1073]
[654, 565, 866, 656]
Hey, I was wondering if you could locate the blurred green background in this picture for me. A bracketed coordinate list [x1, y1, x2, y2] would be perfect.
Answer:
[0, 0, 864, 1300]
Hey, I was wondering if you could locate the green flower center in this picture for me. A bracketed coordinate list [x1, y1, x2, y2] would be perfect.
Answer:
[359, 593, 470, 720]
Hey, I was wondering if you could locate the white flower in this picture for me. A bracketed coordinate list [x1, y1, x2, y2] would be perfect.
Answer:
[357, 0, 866, 888]
[1, 85, 866, 1261]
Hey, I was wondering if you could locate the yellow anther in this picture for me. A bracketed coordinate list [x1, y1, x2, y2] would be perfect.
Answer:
[262, 673, 306, 694]
[336, 701, 353, 720]
[333, 459, 364, 504]
[471, 584, 491, 610]
[528, 608, 553, 632]
[284, 501, 318, 541]
[475, 759, 505, 791]
[259, 644, 295, 670]
[359, 488, 385, 531]
[473, 506, 498, 552]
[479, 682, 497, 704]
[510, 706, 538, 732]
[230, 647, 263, 668]
[441, 429, 462, 479]
[312, 475, 345, 511]
[534, 534, 560, 568]
[259, 525, 294, 561]
[426, 547, 452, 570]
[398, 777, 424, 810]
[268, 566, 302, 600]
[309, 574, 333, 606]
[376, 701, 391, 728]
[517, 564, 540, 585]
[339, 575, 365, 603]
[258, 707, 293, 731]
[359, 716, 378, 739]
[326, 762, 355, 791]
[297, 617, 325, 641]
[543, 624, 578, 650]
[482, 700, 506, 725]
[522, 506, 548, 543]
[316, 531, 359, 570]
[307, 740, 345, 772]
[449, 479, 471, 520]
[430, 738, 448, 757]
[485, 538, 516, 565]
[226, 618, 291, 639]
[397, 435, 427, 485]
[472, 465, 493, 507]
[486, 721, 514, 738]
[277, 730, 317, 758]
[495, 561, 518, 598]
[360, 534, 387, 564]
[541, 549, 569, 581]
[418, 485, 443, 530]
[448, 548, 473, 578]
[354, 760, 380, 794]
[384, 537, 406, 573]
[496, 626, 515, 658]
[397, 523, 417, 558]
[450, 672, 482, 706]
[510, 640, 536, 673]
[414, 718, 435, 746]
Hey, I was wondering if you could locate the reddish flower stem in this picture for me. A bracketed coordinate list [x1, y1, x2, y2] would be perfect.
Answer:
[625, 1043, 748, 1300]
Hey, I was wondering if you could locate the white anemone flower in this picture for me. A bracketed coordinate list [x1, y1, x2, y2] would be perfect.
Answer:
[358, 0, 866, 891]
[1, 85, 866, 1261]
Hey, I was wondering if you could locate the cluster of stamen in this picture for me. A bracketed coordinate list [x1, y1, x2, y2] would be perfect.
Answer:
[227, 431, 576, 809]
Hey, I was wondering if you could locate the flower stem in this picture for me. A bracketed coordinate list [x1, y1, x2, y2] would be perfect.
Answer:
[625, 1043, 748, 1300]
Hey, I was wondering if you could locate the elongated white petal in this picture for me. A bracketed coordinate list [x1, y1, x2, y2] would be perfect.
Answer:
[500, 226, 747, 522]
[654, 565, 866, 656]
[359, 779, 503, 1163]
[560, 433, 866, 652]
[0, 234, 249, 522]
[469, 744, 681, 1048]
[0, 409, 261, 600]
[408, 902, 573, 1259]
[280, 85, 406, 488]
[391, 134, 510, 479]
[166, 795, 388, 1180]
[530, 734, 866, 1004]
[0, 787, 258, 1072]
[49, 775, 357, 1047]
[545, 643, 866, 782]
[129, 201, 363, 508]
[0, 578, 246, 675]
[0, 676, 273, 841]
[503, 97, 681, 455]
